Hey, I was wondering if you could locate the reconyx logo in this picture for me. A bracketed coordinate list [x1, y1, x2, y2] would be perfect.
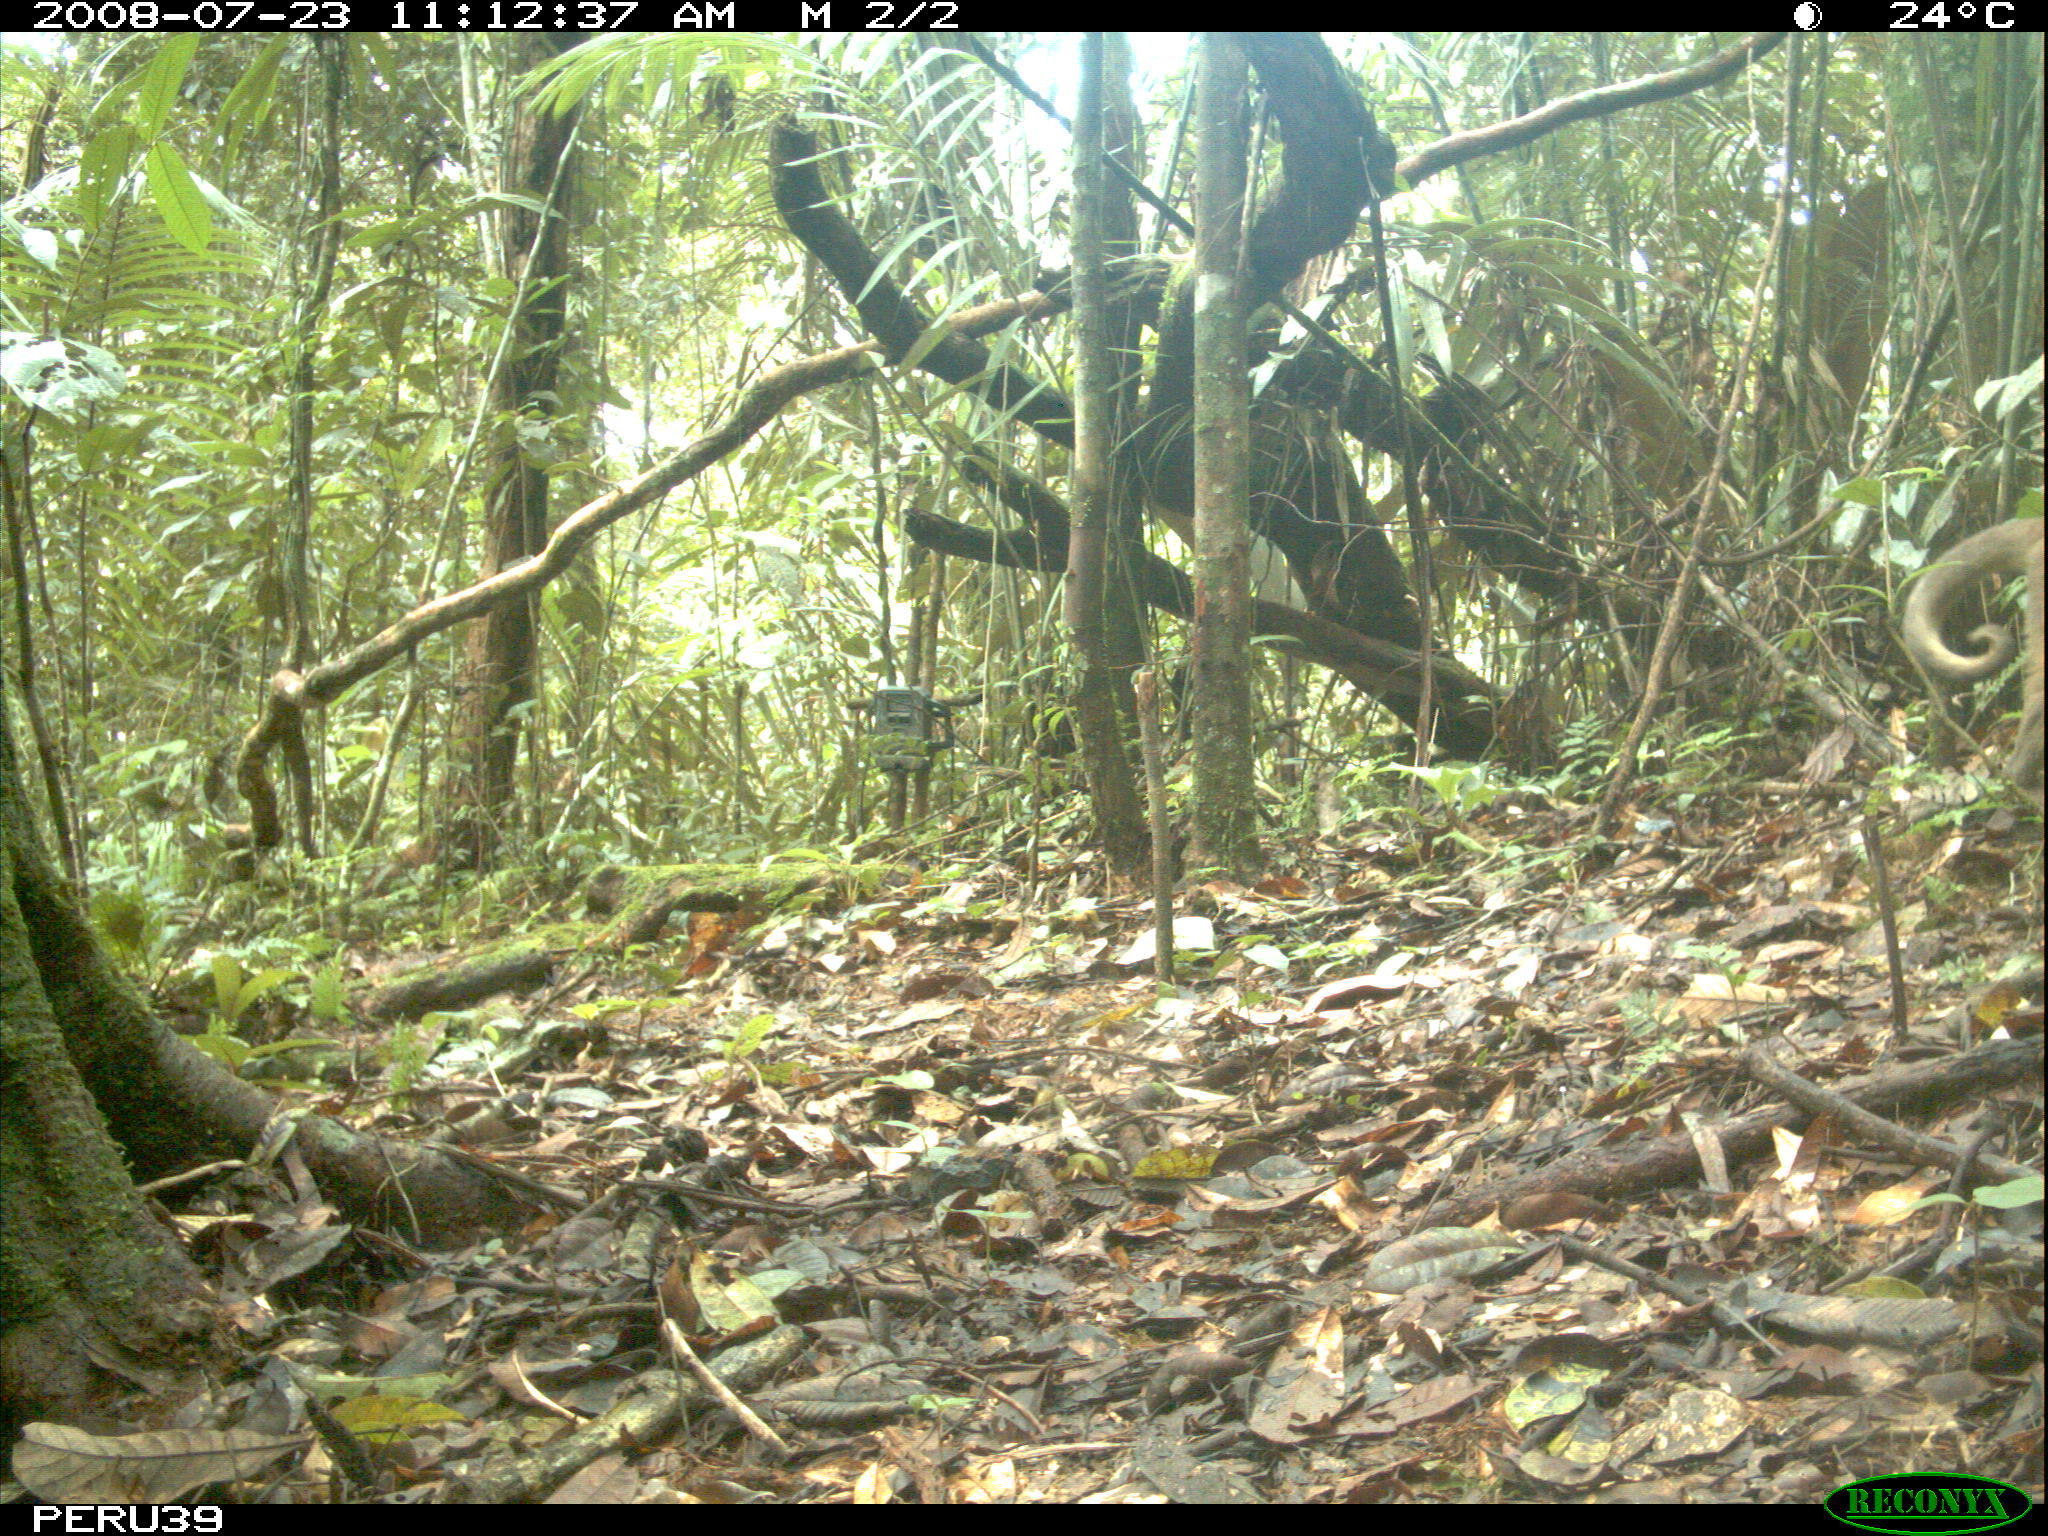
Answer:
[1825, 1474, 2032, 1534]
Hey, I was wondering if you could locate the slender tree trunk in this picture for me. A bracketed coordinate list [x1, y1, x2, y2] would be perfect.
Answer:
[449, 35, 583, 867]
[1188, 33, 1260, 877]
[277, 37, 346, 859]
[1067, 33, 1149, 882]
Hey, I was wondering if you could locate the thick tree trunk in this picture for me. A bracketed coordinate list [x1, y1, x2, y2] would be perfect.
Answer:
[0, 630, 534, 1441]
[1, 662, 210, 1435]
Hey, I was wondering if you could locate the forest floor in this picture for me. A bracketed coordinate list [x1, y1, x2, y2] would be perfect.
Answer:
[148, 777, 2047, 1503]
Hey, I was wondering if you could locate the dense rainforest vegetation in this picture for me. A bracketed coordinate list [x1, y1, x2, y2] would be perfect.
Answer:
[4, 31, 2038, 903]
[0, 30, 2039, 1500]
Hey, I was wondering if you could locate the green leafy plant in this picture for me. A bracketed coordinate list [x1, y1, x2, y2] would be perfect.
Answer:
[187, 952, 295, 1073]
[91, 886, 168, 969]
[569, 995, 649, 1029]
[1552, 718, 1614, 794]
[1902, 792, 1999, 838]
[386, 1012, 452, 1103]
[306, 961, 349, 1028]
[570, 992, 687, 1046]
[1676, 938, 1752, 997]
[704, 1010, 783, 1085]
[1920, 873, 1966, 916]
[1385, 760, 1501, 822]
[1910, 1172, 2045, 1216]
[1618, 989, 1685, 1067]
[1665, 722, 1756, 777]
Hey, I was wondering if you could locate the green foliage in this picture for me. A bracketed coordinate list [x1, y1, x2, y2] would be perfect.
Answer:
[1616, 989, 1685, 1066]
[716, 1010, 780, 1066]
[306, 962, 348, 1026]
[8, 30, 2032, 986]
[385, 1012, 451, 1103]
[1909, 1172, 2046, 1216]
[568, 991, 684, 1046]
[1385, 760, 1502, 822]
[90, 886, 167, 968]
[208, 951, 291, 1027]
[1674, 939, 1746, 991]
[0, 333, 126, 420]
[1289, 933, 1365, 966]
[1920, 873, 1966, 917]
[1552, 719, 1614, 795]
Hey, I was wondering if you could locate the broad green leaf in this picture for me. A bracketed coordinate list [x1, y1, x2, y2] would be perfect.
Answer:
[78, 124, 139, 228]
[135, 35, 200, 140]
[144, 142, 212, 253]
